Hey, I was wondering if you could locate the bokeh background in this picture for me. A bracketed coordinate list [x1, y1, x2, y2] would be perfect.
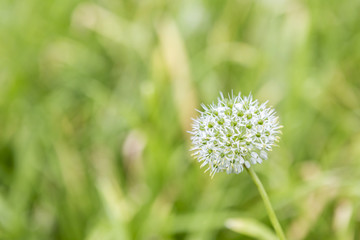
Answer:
[1, 0, 360, 239]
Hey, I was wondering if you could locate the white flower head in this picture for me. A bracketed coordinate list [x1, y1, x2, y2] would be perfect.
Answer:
[189, 92, 282, 177]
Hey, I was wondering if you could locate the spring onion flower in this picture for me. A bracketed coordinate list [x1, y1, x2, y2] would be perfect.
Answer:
[189, 92, 282, 177]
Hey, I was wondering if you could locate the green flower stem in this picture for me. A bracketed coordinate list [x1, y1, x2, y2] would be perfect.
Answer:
[245, 166, 287, 240]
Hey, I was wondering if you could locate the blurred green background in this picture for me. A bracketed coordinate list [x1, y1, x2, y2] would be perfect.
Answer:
[1, 0, 360, 239]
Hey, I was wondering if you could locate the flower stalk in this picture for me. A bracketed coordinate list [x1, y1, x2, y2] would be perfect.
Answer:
[245, 166, 287, 240]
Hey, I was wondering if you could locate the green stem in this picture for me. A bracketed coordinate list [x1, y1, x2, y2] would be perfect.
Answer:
[245, 166, 287, 240]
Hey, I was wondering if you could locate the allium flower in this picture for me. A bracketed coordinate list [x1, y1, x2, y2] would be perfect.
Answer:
[189, 92, 282, 177]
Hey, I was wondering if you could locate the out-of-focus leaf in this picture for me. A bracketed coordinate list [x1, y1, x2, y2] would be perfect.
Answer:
[225, 218, 278, 240]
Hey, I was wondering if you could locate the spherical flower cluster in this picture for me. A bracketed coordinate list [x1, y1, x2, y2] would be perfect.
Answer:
[189, 92, 282, 177]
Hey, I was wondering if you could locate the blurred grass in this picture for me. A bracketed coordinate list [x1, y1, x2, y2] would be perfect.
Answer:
[1, 0, 360, 239]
